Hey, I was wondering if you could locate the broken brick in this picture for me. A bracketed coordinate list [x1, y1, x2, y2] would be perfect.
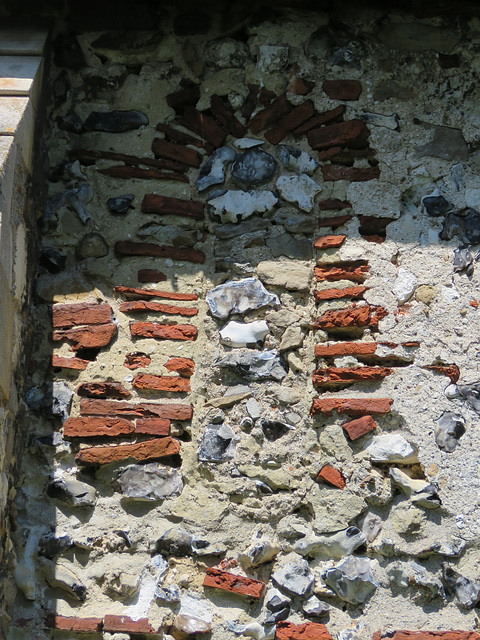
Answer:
[203, 567, 265, 599]
[138, 269, 167, 283]
[52, 323, 117, 351]
[52, 302, 112, 329]
[322, 165, 380, 182]
[135, 418, 170, 436]
[315, 262, 369, 283]
[322, 79, 362, 101]
[311, 397, 393, 416]
[77, 382, 130, 399]
[342, 415, 377, 441]
[76, 437, 180, 465]
[99, 165, 188, 182]
[315, 342, 377, 358]
[51, 355, 90, 371]
[314, 306, 388, 332]
[69, 148, 185, 173]
[103, 615, 156, 635]
[124, 352, 151, 370]
[114, 285, 198, 301]
[317, 465, 345, 489]
[45, 614, 103, 632]
[314, 286, 367, 302]
[119, 300, 198, 317]
[210, 94, 247, 138]
[133, 374, 190, 393]
[248, 93, 291, 134]
[264, 100, 315, 144]
[402, 341, 420, 348]
[151, 138, 202, 168]
[142, 194, 205, 220]
[130, 322, 197, 341]
[423, 364, 460, 384]
[64, 416, 134, 438]
[312, 366, 392, 387]
[178, 106, 228, 148]
[314, 235, 346, 250]
[165, 357, 195, 377]
[80, 398, 193, 420]
[276, 621, 333, 640]
[308, 119, 370, 150]
[156, 122, 213, 154]
[294, 105, 346, 136]
[115, 241, 205, 264]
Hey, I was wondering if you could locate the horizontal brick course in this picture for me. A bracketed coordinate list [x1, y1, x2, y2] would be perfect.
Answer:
[314, 306, 388, 331]
[141, 194, 205, 220]
[77, 382, 131, 399]
[315, 342, 377, 358]
[45, 614, 102, 632]
[114, 285, 198, 301]
[64, 417, 134, 438]
[103, 615, 156, 634]
[203, 567, 265, 599]
[52, 302, 112, 329]
[322, 164, 380, 182]
[115, 241, 205, 264]
[135, 418, 170, 436]
[314, 286, 367, 301]
[138, 268, 167, 283]
[51, 355, 89, 370]
[423, 364, 460, 383]
[314, 235, 346, 250]
[124, 352, 152, 369]
[52, 323, 117, 350]
[120, 300, 198, 316]
[311, 397, 393, 416]
[315, 262, 369, 282]
[76, 437, 180, 465]
[79, 398, 193, 420]
[312, 366, 392, 386]
[133, 373, 191, 392]
[130, 322, 197, 341]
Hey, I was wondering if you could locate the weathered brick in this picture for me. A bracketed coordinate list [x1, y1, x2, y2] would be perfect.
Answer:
[312, 366, 392, 387]
[314, 306, 388, 331]
[178, 106, 228, 148]
[70, 148, 185, 173]
[77, 382, 131, 399]
[133, 374, 191, 392]
[311, 397, 393, 416]
[317, 199, 351, 211]
[52, 323, 117, 350]
[322, 165, 380, 182]
[142, 194, 205, 220]
[130, 322, 197, 341]
[114, 241, 205, 264]
[114, 285, 198, 301]
[99, 165, 188, 182]
[156, 122, 213, 153]
[318, 465, 345, 489]
[76, 437, 180, 465]
[277, 621, 333, 640]
[138, 269, 167, 283]
[315, 342, 377, 358]
[248, 93, 291, 134]
[317, 146, 343, 161]
[423, 364, 460, 383]
[314, 286, 367, 301]
[120, 300, 198, 317]
[373, 633, 480, 640]
[103, 615, 156, 635]
[314, 235, 346, 250]
[135, 418, 170, 436]
[64, 416, 134, 438]
[151, 138, 202, 168]
[45, 614, 102, 632]
[124, 352, 152, 370]
[80, 398, 193, 420]
[203, 567, 265, 599]
[315, 262, 369, 283]
[210, 94, 247, 138]
[342, 415, 377, 440]
[322, 79, 362, 101]
[293, 105, 346, 136]
[264, 100, 315, 144]
[165, 357, 195, 377]
[52, 302, 112, 329]
[52, 355, 89, 370]
[308, 120, 370, 150]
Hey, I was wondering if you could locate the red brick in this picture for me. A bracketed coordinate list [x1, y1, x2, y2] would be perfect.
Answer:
[311, 397, 393, 416]
[70, 148, 185, 173]
[314, 306, 388, 332]
[124, 352, 152, 370]
[248, 93, 291, 134]
[115, 241, 205, 264]
[120, 300, 198, 317]
[318, 200, 351, 211]
[45, 614, 102, 632]
[264, 100, 315, 144]
[315, 262, 369, 283]
[133, 374, 190, 393]
[203, 567, 265, 599]
[402, 341, 420, 348]
[165, 357, 194, 377]
[52, 355, 89, 370]
[322, 165, 380, 182]
[152, 138, 202, 168]
[423, 364, 460, 383]
[80, 398, 193, 420]
[64, 416, 134, 438]
[277, 622, 333, 640]
[179, 106, 228, 148]
[77, 382, 131, 399]
[52, 323, 117, 351]
[210, 94, 247, 138]
[52, 303, 112, 329]
[142, 194, 205, 220]
[76, 437, 180, 465]
[114, 285, 198, 301]
[138, 269, 167, 283]
[130, 322, 197, 341]
[317, 146, 343, 161]
[315, 342, 377, 358]
[308, 120, 370, 150]
[293, 105, 345, 136]
[288, 75, 313, 96]
[103, 615, 156, 635]
[314, 235, 346, 250]
[373, 633, 480, 640]
[135, 418, 170, 436]
[156, 122, 213, 154]
[317, 465, 345, 489]
[322, 79, 362, 101]
[342, 415, 377, 440]
[99, 165, 188, 182]
[314, 286, 367, 302]
[312, 366, 392, 387]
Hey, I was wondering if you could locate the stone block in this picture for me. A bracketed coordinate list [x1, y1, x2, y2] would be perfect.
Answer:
[0, 28, 48, 55]
[0, 56, 42, 96]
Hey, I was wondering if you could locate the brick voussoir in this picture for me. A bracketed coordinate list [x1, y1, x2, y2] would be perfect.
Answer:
[79, 398, 193, 420]
[248, 93, 291, 134]
[52, 323, 117, 350]
[264, 100, 315, 144]
[76, 437, 181, 465]
[133, 373, 191, 392]
[308, 119, 370, 150]
[311, 397, 393, 416]
[203, 567, 265, 599]
[293, 105, 346, 136]
[130, 322, 197, 341]
[64, 416, 134, 438]
[119, 300, 198, 316]
[114, 285, 198, 301]
[114, 241, 205, 264]
[52, 302, 113, 329]
[178, 106, 228, 148]
[141, 194, 205, 220]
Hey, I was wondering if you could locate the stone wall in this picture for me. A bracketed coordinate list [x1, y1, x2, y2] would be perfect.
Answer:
[9, 4, 480, 640]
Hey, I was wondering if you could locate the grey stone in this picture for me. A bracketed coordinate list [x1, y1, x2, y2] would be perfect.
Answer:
[84, 109, 148, 132]
[323, 556, 378, 605]
[416, 125, 468, 161]
[51, 381, 73, 421]
[107, 194, 134, 214]
[443, 565, 480, 609]
[57, 113, 83, 133]
[240, 538, 279, 567]
[388, 561, 444, 598]
[277, 145, 317, 175]
[261, 420, 293, 442]
[197, 146, 236, 191]
[37, 533, 74, 559]
[45, 182, 93, 225]
[118, 463, 183, 501]
[219, 349, 287, 381]
[246, 398, 262, 420]
[76, 232, 109, 260]
[227, 621, 274, 640]
[207, 278, 279, 319]
[156, 584, 181, 603]
[265, 587, 291, 611]
[208, 189, 278, 223]
[264, 608, 289, 624]
[361, 112, 399, 130]
[279, 326, 305, 352]
[215, 217, 270, 240]
[198, 424, 236, 462]
[266, 309, 302, 328]
[362, 513, 383, 543]
[293, 527, 366, 559]
[275, 209, 316, 234]
[137, 222, 198, 247]
[453, 248, 474, 274]
[232, 148, 277, 185]
[156, 528, 193, 557]
[422, 191, 452, 217]
[303, 595, 331, 618]
[373, 80, 414, 102]
[40, 247, 67, 274]
[220, 320, 269, 348]
[204, 38, 251, 69]
[257, 260, 313, 291]
[25, 386, 44, 409]
[415, 539, 467, 559]
[458, 382, 480, 413]
[366, 435, 418, 463]
[435, 412, 466, 452]
[266, 233, 313, 260]
[441, 210, 480, 245]
[276, 174, 322, 212]
[272, 558, 314, 596]
[46, 477, 96, 508]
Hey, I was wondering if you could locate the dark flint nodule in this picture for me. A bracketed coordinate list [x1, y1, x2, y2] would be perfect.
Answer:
[261, 420, 291, 441]
[441, 209, 480, 245]
[40, 247, 67, 274]
[107, 195, 135, 214]
[84, 110, 148, 133]
[423, 194, 451, 217]
[231, 148, 277, 184]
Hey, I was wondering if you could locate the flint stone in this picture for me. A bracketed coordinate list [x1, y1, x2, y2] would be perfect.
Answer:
[266, 588, 291, 611]
[323, 556, 378, 604]
[228, 621, 273, 640]
[137, 222, 198, 247]
[37, 533, 74, 559]
[45, 182, 93, 225]
[220, 320, 269, 348]
[215, 217, 270, 240]
[40, 247, 67, 273]
[388, 561, 444, 597]
[275, 209, 316, 234]
[84, 110, 148, 132]
[156, 528, 194, 556]
[303, 595, 331, 618]
[208, 189, 278, 223]
[293, 527, 366, 559]
[240, 538, 279, 567]
[389, 468, 441, 509]
[416, 125, 468, 161]
[219, 349, 287, 381]
[366, 435, 418, 463]
[435, 412, 466, 452]
[261, 420, 293, 441]
[458, 382, 480, 413]
[232, 148, 277, 185]
[46, 477, 96, 508]
[118, 463, 183, 500]
[107, 194, 134, 214]
[393, 267, 417, 304]
[453, 248, 474, 274]
[276, 174, 322, 212]
[278, 145, 317, 175]
[422, 191, 451, 217]
[197, 146, 236, 191]
[272, 558, 314, 596]
[156, 584, 181, 603]
[234, 138, 264, 149]
[264, 608, 289, 624]
[443, 565, 480, 609]
[198, 423, 236, 462]
[441, 210, 480, 244]
[51, 381, 73, 421]
[174, 614, 211, 635]
[361, 112, 399, 130]
[266, 233, 313, 260]
[76, 233, 109, 260]
[416, 538, 466, 559]
[257, 260, 313, 291]
[206, 278, 279, 318]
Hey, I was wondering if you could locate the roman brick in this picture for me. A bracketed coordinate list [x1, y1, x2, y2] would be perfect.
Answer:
[138, 269, 167, 283]
[130, 322, 197, 341]
[103, 615, 156, 635]
[314, 286, 367, 301]
[64, 417, 134, 438]
[314, 235, 346, 250]
[156, 122, 214, 153]
[51, 355, 89, 371]
[69, 148, 186, 173]
[264, 100, 315, 144]
[315, 262, 369, 282]
[308, 119, 370, 150]
[76, 437, 180, 465]
[293, 105, 346, 136]
[114, 241, 205, 264]
[45, 614, 102, 632]
[99, 165, 188, 182]
[315, 342, 377, 358]
[135, 418, 170, 436]
[52, 302, 112, 329]
[314, 306, 388, 331]
[317, 465, 345, 489]
[248, 93, 291, 134]
[311, 397, 393, 416]
[114, 285, 198, 301]
[210, 94, 247, 138]
[52, 323, 117, 351]
[133, 374, 191, 392]
[423, 364, 460, 383]
[178, 106, 228, 148]
[124, 352, 152, 370]
[322, 79, 362, 100]
[77, 382, 131, 399]
[276, 622, 333, 640]
[342, 415, 377, 440]
[203, 567, 265, 599]
[141, 194, 205, 220]
[79, 398, 193, 420]
[119, 300, 198, 317]
[152, 138, 202, 168]
[165, 357, 195, 377]
[312, 366, 392, 386]
[322, 165, 380, 182]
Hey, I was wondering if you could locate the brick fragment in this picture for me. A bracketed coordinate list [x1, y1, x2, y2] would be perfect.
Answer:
[314, 235, 346, 250]
[133, 374, 191, 393]
[317, 146, 343, 161]
[314, 286, 367, 302]
[203, 567, 265, 599]
[99, 165, 188, 182]
[470, 299, 479, 308]
[69, 148, 185, 173]
[178, 106, 228, 148]
[315, 342, 377, 358]
[115, 241, 205, 264]
[138, 269, 167, 283]
[264, 100, 315, 144]
[77, 382, 130, 399]
[317, 465, 345, 489]
[402, 341, 420, 348]
[311, 397, 393, 416]
[315, 262, 369, 283]
[135, 418, 170, 436]
[76, 437, 180, 465]
[45, 614, 102, 632]
[52, 323, 117, 351]
[120, 300, 198, 317]
[165, 357, 195, 377]
[308, 120, 370, 150]
[312, 366, 392, 386]
[314, 306, 388, 332]
[276, 621, 333, 640]
[103, 615, 156, 635]
[293, 105, 346, 136]
[322, 165, 380, 182]
[373, 633, 480, 640]
[318, 199, 351, 211]
[80, 398, 193, 420]
[423, 364, 460, 384]
[152, 138, 202, 168]
[248, 93, 291, 134]
[142, 194, 205, 220]
[342, 415, 377, 440]
[124, 352, 151, 370]
[64, 416, 134, 438]
[52, 303, 112, 329]
[115, 285, 198, 301]
[130, 322, 197, 341]
[52, 355, 89, 371]
[322, 79, 362, 101]
[210, 94, 247, 137]
[156, 122, 213, 153]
